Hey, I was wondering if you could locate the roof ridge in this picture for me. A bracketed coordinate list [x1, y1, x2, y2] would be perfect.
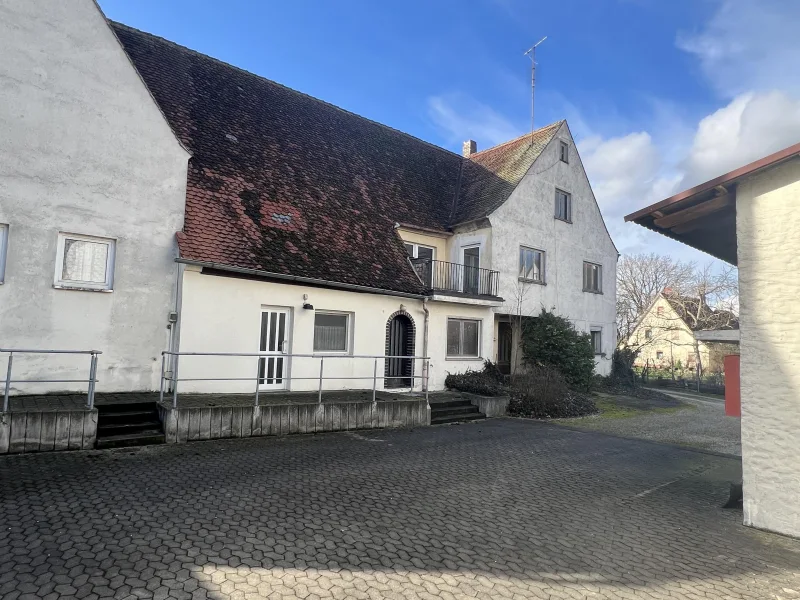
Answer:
[109, 21, 464, 162]
[469, 120, 564, 158]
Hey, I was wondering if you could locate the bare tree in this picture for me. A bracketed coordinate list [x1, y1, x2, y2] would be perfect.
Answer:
[616, 253, 696, 340]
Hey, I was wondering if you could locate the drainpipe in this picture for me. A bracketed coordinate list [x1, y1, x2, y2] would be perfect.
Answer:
[422, 297, 430, 394]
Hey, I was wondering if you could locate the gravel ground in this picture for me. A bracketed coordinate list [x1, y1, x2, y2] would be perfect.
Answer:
[554, 387, 742, 456]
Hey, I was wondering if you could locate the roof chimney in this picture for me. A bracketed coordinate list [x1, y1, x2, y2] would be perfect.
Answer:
[462, 140, 477, 157]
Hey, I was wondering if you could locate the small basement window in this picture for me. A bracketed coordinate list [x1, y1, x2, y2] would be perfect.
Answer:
[555, 189, 572, 222]
[447, 318, 481, 358]
[583, 261, 602, 293]
[0, 223, 7, 283]
[313, 312, 350, 353]
[519, 246, 545, 283]
[559, 141, 569, 163]
[55, 233, 115, 291]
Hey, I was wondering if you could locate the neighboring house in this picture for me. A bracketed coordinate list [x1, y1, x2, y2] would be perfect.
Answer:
[626, 142, 800, 538]
[0, 0, 189, 393]
[628, 291, 738, 374]
[111, 23, 617, 390]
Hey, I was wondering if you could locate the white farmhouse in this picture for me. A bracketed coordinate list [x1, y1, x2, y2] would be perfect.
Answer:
[0, 0, 617, 407]
[110, 23, 618, 394]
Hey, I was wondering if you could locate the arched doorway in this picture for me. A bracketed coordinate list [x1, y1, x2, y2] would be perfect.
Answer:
[385, 312, 415, 388]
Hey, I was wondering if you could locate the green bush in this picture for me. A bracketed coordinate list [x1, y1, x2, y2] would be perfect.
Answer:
[508, 365, 597, 418]
[520, 309, 596, 391]
[444, 361, 505, 396]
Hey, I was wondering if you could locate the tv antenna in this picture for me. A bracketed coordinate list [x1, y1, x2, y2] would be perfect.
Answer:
[524, 36, 547, 145]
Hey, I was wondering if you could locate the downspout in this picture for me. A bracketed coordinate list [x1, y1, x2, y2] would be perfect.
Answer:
[422, 297, 430, 397]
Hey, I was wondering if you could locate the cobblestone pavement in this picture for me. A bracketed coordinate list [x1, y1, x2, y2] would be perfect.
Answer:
[555, 389, 742, 456]
[2, 419, 799, 600]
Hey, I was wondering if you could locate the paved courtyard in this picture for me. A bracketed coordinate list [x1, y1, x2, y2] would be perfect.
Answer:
[2, 419, 799, 600]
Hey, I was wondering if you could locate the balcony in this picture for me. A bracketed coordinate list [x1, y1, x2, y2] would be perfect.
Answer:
[411, 259, 500, 299]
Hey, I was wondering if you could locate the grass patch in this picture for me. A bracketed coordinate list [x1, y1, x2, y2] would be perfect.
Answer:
[564, 394, 692, 421]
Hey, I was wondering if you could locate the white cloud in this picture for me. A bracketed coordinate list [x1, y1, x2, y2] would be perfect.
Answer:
[427, 93, 521, 148]
[677, 0, 800, 98]
[682, 91, 800, 186]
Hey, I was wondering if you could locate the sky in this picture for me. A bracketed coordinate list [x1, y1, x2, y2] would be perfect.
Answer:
[99, 0, 800, 266]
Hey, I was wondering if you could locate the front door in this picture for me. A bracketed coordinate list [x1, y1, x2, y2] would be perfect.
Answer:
[259, 308, 290, 390]
[497, 321, 513, 375]
[463, 246, 480, 295]
[385, 314, 413, 388]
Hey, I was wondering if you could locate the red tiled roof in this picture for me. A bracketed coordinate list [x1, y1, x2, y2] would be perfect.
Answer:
[454, 124, 562, 224]
[111, 22, 560, 294]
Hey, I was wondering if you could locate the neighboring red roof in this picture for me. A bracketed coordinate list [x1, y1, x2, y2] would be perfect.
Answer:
[625, 142, 800, 223]
[111, 23, 561, 294]
[624, 142, 800, 265]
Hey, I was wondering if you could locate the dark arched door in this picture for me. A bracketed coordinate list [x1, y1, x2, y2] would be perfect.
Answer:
[385, 314, 413, 388]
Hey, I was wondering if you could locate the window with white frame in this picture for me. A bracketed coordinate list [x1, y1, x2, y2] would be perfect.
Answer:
[313, 312, 350, 353]
[403, 242, 435, 262]
[519, 246, 545, 283]
[590, 327, 602, 355]
[446, 318, 481, 358]
[0, 224, 8, 284]
[583, 261, 602, 293]
[55, 233, 115, 290]
[559, 141, 569, 163]
[555, 189, 572, 222]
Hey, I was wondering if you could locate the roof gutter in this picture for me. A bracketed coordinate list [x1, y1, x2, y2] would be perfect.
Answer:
[175, 258, 427, 299]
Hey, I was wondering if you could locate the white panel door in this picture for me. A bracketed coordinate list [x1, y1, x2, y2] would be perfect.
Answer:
[259, 308, 290, 390]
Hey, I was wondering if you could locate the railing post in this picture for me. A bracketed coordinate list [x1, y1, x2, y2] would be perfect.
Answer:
[172, 353, 180, 409]
[318, 356, 324, 404]
[159, 353, 166, 404]
[3, 352, 12, 413]
[254, 357, 260, 407]
[425, 359, 430, 408]
[86, 353, 98, 409]
[372, 357, 378, 403]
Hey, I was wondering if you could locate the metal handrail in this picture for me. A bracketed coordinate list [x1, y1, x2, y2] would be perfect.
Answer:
[1, 348, 102, 411]
[411, 258, 500, 297]
[160, 351, 431, 410]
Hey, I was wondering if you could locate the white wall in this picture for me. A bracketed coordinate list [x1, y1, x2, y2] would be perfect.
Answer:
[0, 0, 189, 392]
[488, 123, 617, 374]
[178, 270, 494, 394]
[736, 157, 800, 538]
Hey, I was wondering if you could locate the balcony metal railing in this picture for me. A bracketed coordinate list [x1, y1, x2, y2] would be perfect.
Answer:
[1, 348, 101, 411]
[411, 259, 499, 297]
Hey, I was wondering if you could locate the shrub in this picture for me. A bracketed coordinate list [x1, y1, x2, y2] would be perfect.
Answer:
[520, 309, 596, 391]
[610, 347, 638, 387]
[444, 361, 505, 396]
[507, 365, 597, 418]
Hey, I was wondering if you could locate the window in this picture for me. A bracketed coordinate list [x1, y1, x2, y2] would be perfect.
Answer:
[583, 261, 602, 293]
[54, 233, 115, 290]
[446, 318, 480, 358]
[555, 189, 572, 222]
[645, 329, 652, 340]
[313, 312, 350, 353]
[404, 243, 435, 261]
[590, 328, 602, 355]
[656, 351, 664, 360]
[657, 306, 664, 316]
[559, 141, 569, 163]
[0, 224, 7, 284]
[519, 246, 545, 283]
